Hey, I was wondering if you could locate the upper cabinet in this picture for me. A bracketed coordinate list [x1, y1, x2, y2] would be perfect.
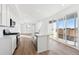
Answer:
[2, 4, 11, 26]
[2, 4, 7, 26]
[0, 4, 17, 27]
[6, 5, 10, 26]
[0, 5, 2, 25]
[0, 4, 11, 27]
[0, 4, 8, 26]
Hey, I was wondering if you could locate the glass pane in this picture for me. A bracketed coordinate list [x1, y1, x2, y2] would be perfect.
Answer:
[66, 18, 76, 46]
[57, 19, 65, 40]
[66, 18, 75, 28]
[57, 20, 64, 29]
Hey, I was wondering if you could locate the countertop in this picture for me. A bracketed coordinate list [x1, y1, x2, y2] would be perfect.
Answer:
[35, 34, 49, 36]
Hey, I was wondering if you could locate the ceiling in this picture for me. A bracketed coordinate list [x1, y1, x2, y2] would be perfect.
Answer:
[9, 4, 71, 23]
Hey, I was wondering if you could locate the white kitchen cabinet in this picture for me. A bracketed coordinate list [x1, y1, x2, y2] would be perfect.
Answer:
[36, 34, 49, 53]
[0, 5, 2, 25]
[11, 35, 16, 54]
[0, 36, 12, 55]
[0, 35, 17, 55]
[0, 4, 15, 27]
[1, 4, 10, 26]
[2, 4, 7, 26]
[6, 5, 11, 27]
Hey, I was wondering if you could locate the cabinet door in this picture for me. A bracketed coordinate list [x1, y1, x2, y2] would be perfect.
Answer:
[6, 5, 10, 26]
[11, 35, 16, 54]
[2, 4, 7, 26]
[37, 36, 48, 53]
[0, 37, 12, 55]
[0, 5, 2, 25]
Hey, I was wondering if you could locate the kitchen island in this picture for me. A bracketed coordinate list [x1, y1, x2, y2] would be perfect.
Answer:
[35, 34, 49, 53]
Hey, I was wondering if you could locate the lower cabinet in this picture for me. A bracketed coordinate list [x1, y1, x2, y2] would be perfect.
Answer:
[0, 35, 16, 55]
[36, 34, 49, 53]
[0, 37, 12, 55]
[11, 35, 16, 54]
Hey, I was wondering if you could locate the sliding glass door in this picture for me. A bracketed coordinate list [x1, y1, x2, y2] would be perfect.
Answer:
[66, 18, 77, 46]
[57, 19, 65, 40]
[51, 13, 78, 47]
[56, 17, 77, 46]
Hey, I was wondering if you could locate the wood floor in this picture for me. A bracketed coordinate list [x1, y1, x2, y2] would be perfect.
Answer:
[14, 35, 37, 55]
[39, 39, 79, 55]
[14, 35, 79, 55]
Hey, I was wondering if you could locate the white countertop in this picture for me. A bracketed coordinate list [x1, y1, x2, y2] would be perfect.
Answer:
[35, 34, 49, 36]
[0, 35, 17, 39]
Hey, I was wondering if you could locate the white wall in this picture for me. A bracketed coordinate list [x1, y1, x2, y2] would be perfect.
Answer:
[35, 18, 49, 34]
[20, 23, 36, 35]
[35, 21, 42, 32]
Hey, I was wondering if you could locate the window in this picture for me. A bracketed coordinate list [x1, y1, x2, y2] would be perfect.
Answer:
[66, 17, 77, 46]
[57, 19, 65, 39]
[54, 13, 78, 46]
